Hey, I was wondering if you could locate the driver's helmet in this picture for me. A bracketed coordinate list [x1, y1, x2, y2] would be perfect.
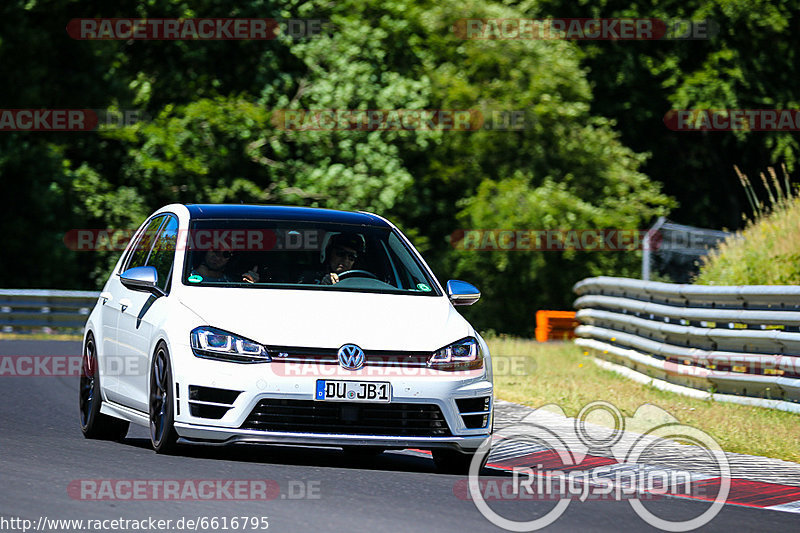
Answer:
[320, 231, 366, 265]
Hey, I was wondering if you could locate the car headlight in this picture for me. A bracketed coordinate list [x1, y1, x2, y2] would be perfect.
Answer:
[190, 326, 271, 363]
[428, 337, 483, 371]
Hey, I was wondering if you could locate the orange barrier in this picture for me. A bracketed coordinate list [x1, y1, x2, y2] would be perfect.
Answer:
[535, 310, 578, 342]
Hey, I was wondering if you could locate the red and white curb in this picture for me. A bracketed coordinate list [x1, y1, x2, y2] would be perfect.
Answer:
[413, 438, 800, 513]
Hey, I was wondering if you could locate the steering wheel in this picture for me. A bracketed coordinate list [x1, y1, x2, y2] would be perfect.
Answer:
[337, 269, 378, 280]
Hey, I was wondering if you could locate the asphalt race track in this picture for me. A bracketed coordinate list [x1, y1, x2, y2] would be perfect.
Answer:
[1, 340, 797, 532]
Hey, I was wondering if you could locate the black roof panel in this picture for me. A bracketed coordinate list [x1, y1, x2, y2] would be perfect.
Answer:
[185, 204, 389, 227]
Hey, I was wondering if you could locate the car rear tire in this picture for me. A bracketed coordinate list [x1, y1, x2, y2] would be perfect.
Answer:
[432, 449, 486, 474]
[79, 333, 129, 441]
[149, 342, 179, 454]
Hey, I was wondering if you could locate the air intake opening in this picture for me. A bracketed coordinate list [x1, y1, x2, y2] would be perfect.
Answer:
[456, 396, 491, 429]
[456, 396, 490, 413]
[188, 385, 241, 404]
[462, 414, 489, 429]
[189, 404, 231, 419]
[188, 385, 242, 420]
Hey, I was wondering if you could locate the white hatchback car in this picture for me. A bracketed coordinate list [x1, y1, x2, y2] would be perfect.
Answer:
[80, 204, 493, 471]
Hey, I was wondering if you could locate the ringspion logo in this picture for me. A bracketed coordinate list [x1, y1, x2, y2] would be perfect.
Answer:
[467, 402, 730, 531]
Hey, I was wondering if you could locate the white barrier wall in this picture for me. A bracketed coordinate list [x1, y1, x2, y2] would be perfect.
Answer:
[573, 277, 800, 403]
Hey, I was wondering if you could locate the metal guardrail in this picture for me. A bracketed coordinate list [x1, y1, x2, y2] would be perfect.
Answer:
[573, 277, 800, 404]
[0, 289, 99, 333]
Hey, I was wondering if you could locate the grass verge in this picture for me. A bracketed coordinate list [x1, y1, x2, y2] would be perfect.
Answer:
[696, 173, 800, 285]
[0, 332, 83, 341]
[488, 337, 800, 463]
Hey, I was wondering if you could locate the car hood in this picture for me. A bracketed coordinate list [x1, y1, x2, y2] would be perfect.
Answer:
[177, 287, 472, 351]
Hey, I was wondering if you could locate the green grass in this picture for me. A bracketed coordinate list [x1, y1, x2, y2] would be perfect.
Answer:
[488, 337, 800, 463]
[696, 192, 800, 285]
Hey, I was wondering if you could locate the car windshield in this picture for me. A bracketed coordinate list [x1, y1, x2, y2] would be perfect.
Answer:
[181, 219, 440, 295]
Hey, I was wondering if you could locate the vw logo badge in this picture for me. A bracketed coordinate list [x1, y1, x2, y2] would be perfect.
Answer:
[337, 344, 365, 370]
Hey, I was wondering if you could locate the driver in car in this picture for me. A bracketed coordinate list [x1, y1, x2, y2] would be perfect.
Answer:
[319, 232, 365, 285]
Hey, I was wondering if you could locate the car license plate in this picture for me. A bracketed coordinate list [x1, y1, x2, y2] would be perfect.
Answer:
[315, 380, 391, 402]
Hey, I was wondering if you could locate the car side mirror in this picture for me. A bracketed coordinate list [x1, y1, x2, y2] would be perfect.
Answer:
[120, 266, 165, 297]
[446, 280, 480, 306]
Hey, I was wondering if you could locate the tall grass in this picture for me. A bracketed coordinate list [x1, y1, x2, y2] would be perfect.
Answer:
[695, 165, 800, 285]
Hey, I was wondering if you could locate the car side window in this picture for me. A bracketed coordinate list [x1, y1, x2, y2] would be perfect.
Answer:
[147, 215, 179, 292]
[124, 216, 166, 272]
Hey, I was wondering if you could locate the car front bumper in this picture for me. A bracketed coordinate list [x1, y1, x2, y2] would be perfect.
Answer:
[171, 343, 493, 453]
[174, 424, 491, 452]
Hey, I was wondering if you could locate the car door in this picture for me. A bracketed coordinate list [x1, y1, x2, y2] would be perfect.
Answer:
[98, 282, 118, 386]
[115, 214, 178, 412]
[103, 215, 166, 407]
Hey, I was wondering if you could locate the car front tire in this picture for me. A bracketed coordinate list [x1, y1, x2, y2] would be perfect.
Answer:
[79, 332, 129, 441]
[149, 342, 179, 454]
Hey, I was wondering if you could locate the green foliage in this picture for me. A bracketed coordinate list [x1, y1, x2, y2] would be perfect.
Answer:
[453, 175, 670, 333]
[104, 98, 273, 204]
[533, 0, 800, 228]
[3, 0, 673, 333]
[398, 0, 672, 332]
[68, 163, 150, 282]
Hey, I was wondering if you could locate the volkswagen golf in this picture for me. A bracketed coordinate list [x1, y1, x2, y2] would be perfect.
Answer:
[80, 204, 493, 472]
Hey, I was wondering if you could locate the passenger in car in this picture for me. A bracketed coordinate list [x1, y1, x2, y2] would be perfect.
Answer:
[191, 249, 260, 283]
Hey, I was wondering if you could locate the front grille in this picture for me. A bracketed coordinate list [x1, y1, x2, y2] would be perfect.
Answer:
[267, 346, 430, 367]
[241, 399, 451, 437]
